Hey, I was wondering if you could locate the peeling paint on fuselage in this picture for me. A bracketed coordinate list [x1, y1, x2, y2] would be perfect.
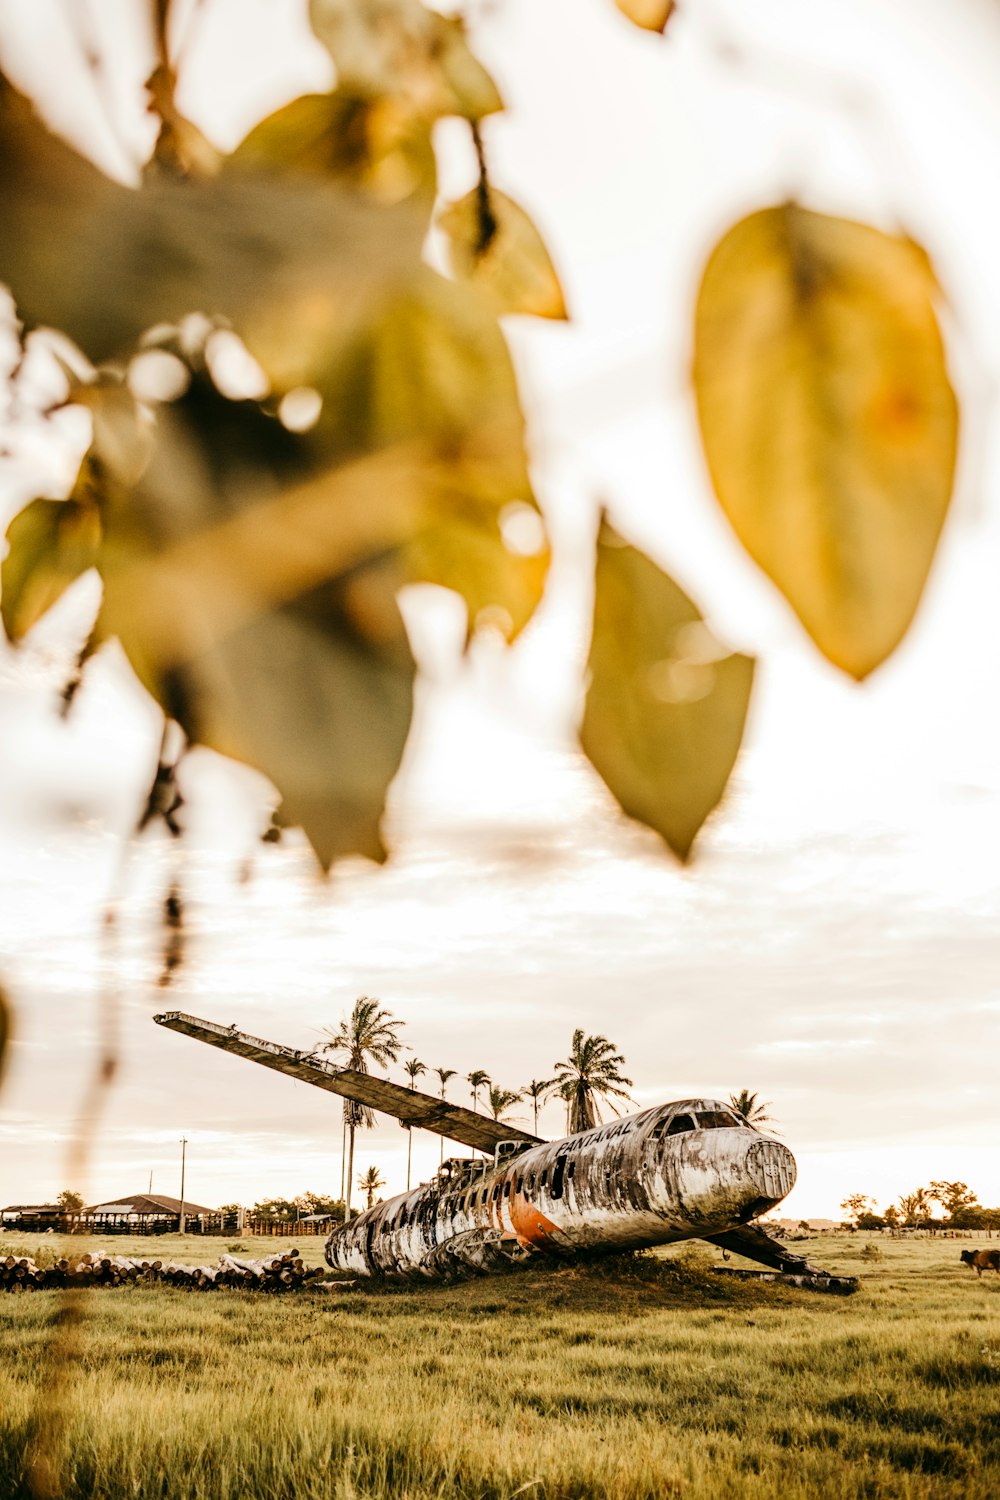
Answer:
[324, 1099, 797, 1278]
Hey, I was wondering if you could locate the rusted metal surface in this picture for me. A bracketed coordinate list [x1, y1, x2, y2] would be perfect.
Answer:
[324, 1100, 800, 1278]
[155, 1014, 854, 1288]
[153, 1013, 539, 1153]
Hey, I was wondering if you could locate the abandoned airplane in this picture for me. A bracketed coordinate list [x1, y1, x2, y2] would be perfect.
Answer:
[154, 1011, 853, 1289]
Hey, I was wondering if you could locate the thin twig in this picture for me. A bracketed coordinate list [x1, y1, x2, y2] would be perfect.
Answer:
[470, 121, 498, 259]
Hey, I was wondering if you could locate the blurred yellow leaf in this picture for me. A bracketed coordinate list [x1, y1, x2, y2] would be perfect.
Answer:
[1, 377, 148, 644]
[439, 188, 567, 320]
[95, 274, 544, 863]
[172, 592, 415, 870]
[615, 0, 676, 34]
[95, 382, 420, 867]
[68, 373, 153, 487]
[313, 270, 534, 506]
[0, 75, 426, 389]
[99, 279, 544, 661]
[228, 90, 436, 204]
[406, 506, 548, 643]
[1, 492, 101, 643]
[581, 519, 754, 861]
[309, 0, 502, 122]
[310, 270, 547, 638]
[693, 203, 958, 680]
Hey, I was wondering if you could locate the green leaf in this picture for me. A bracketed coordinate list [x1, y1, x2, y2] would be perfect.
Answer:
[308, 0, 502, 122]
[0, 74, 426, 390]
[580, 520, 754, 861]
[693, 203, 958, 680]
[438, 187, 568, 320]
[1, 494, 102, 643]
[614, 0, 676, 34]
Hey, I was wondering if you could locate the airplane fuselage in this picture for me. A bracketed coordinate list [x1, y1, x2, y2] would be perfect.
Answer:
[325, 1098, 796, 1277]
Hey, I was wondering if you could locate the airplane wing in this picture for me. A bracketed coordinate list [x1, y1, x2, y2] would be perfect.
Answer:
[153, 1011, 541, 1155]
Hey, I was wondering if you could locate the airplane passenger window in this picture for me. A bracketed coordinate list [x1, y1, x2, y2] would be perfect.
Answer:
[515, 1176, 524, 1193]
[666, 1114, 695, 1136]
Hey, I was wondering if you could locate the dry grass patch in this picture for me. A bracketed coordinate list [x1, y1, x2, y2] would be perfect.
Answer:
[0, 1233, 998, 1498]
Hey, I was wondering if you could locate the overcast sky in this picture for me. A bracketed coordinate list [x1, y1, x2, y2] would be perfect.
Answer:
[2, 0, 1000, 1220]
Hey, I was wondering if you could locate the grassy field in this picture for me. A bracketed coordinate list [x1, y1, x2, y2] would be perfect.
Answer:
[1, 1232, 998, 1500]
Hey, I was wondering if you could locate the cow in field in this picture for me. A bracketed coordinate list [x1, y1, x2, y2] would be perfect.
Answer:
[960, 1249, 1000, 1277]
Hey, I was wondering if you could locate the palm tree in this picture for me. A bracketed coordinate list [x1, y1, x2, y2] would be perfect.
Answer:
[403, 1056, 426, 1190]
[466, 1069, 491, 1156]
[320, 996, 405, 1220]
[358, 1164, 385, 1210]
[488, 1085, 522, 1123]
[521, 1078, 555, 1134]
[898, 1188, 932, 1228]
[554, 1029, 633, 1135]
[434, 1067, 457, 1163]
[728, 1090, 773, 1128]
[467, 1069, 491, 1113]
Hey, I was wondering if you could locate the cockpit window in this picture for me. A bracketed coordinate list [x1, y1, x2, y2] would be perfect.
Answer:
[696, 1110, 743, 1129]
[666, 1113, 696, 1136]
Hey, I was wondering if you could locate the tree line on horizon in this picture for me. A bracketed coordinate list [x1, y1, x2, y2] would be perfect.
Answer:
[840, 1183, 1000, 1232]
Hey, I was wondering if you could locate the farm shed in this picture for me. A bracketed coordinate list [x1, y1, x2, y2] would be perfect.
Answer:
[1, 1204, 63, 1230]
[82, 1193, 216, 1234]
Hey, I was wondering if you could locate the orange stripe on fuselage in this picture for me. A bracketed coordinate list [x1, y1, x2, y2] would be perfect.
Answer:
[509, 1190, 564, 1249]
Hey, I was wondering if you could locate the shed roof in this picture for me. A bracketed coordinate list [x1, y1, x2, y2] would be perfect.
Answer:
[84, 1193, 216, 1217]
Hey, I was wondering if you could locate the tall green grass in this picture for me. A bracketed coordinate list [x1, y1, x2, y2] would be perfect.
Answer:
[1, 1234, 998, 1499]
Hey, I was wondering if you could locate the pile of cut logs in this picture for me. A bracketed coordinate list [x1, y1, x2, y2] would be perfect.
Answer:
[0, 1248, 326, 1293]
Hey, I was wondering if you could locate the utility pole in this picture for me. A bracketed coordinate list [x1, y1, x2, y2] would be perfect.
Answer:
[179, 1136, 188, 1234]
[148, 1169, 153, 1194]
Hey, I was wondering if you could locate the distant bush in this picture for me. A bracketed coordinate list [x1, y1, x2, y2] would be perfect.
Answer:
[676, 1244, 715, 1274]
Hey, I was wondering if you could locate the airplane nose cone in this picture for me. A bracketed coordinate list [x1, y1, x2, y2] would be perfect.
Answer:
[746, 1138, 796, 1201]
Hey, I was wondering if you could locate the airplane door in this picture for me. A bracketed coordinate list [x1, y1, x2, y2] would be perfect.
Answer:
[550, 1151, 568, 1200]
